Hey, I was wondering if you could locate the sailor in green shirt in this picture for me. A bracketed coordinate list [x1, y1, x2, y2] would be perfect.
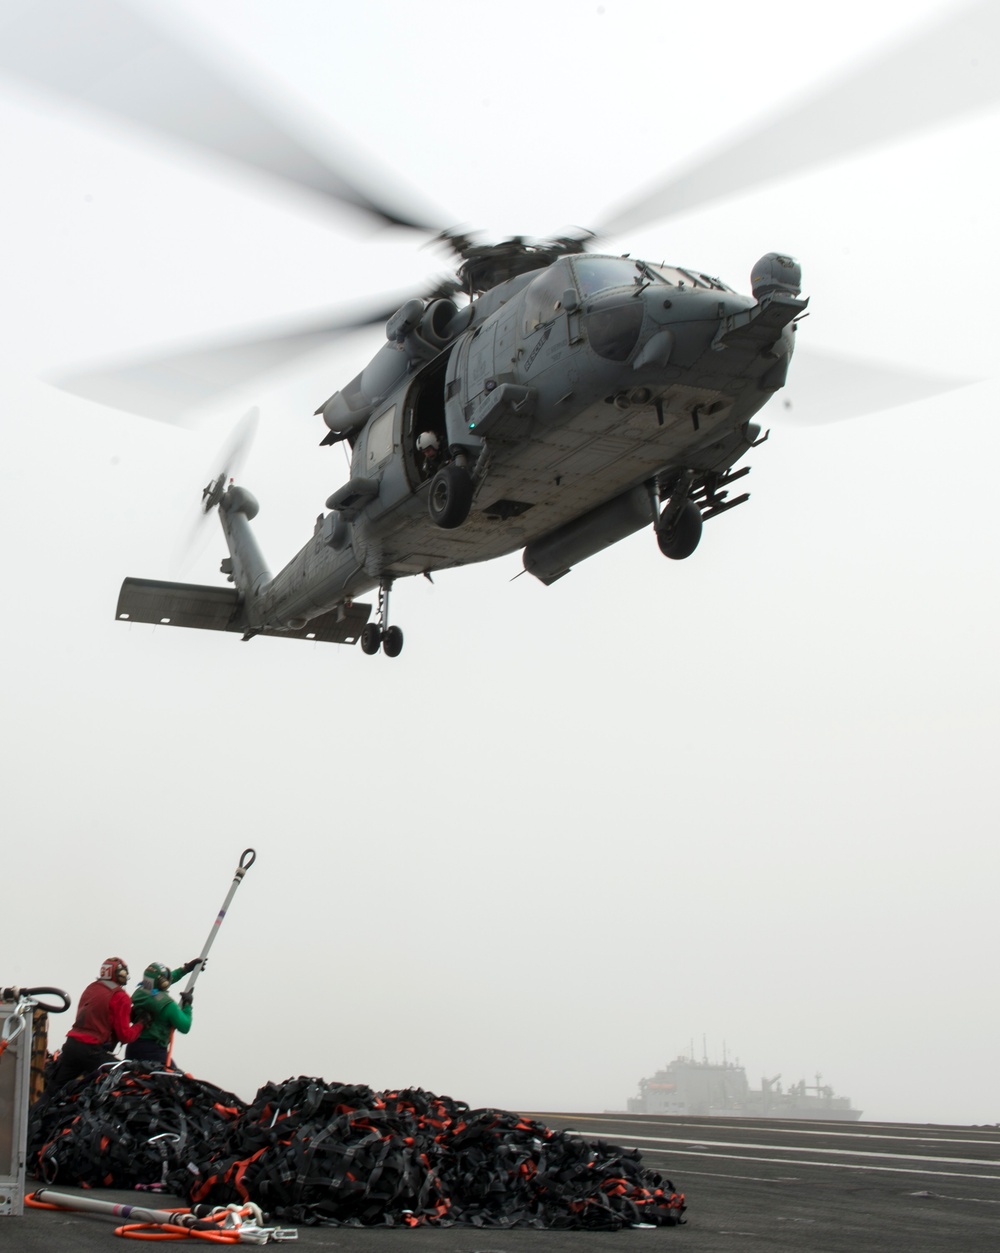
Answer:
[126, 959, 203, 1067]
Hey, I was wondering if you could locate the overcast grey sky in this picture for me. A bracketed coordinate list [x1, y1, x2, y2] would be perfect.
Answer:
[2, 0, 998, 1127]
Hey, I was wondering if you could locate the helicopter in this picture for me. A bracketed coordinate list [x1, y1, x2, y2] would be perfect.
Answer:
[114, 239, 803, 655]
[1, 1, 994, 657]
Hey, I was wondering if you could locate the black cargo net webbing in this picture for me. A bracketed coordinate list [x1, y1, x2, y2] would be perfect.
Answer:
[29, 1064, 245, 1193]
[29, 1068, 685, 1230]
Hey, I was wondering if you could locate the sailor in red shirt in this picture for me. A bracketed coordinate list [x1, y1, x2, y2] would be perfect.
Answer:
[50, 957, 146, 1088]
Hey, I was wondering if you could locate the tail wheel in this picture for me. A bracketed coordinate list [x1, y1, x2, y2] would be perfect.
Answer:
[428, 464, 474, 529]
[657, 500, 703, 560]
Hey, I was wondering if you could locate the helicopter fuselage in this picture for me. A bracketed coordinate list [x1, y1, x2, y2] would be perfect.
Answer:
[242, 252, 806, 629]
[118, 251, 806, 649]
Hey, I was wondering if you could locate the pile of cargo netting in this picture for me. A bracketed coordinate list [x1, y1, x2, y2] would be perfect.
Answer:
[29, 1065, 685, 1229]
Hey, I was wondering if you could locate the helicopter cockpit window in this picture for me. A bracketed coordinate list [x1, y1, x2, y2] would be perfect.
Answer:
[522, 262, 570, 335]
[573, 256, 644, 299]
[582, 300, 644, 362]
[366, 405, 395, 471]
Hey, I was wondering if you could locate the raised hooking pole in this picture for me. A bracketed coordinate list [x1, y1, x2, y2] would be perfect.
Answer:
[183, 848, 256, 995]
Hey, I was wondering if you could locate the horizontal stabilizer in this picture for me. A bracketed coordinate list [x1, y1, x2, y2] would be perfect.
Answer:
[115, 578, 371, 645]
[116, 578, 241, 631]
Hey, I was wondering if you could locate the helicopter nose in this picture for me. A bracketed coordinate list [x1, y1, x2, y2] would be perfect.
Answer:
[634, 283, 758, 373]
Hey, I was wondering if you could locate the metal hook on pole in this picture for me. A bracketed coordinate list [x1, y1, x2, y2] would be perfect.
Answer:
[182, 848, 257, 996]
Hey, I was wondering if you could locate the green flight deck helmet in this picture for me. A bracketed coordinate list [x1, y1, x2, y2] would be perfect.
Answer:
[141, 962, 171, 992]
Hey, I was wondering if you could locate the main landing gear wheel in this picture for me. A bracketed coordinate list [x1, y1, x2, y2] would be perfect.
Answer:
[360, 579, 404, 657]
[428, 464, 473, 529]
[382, 625, 404, 657]
[657, 500, 703, 560]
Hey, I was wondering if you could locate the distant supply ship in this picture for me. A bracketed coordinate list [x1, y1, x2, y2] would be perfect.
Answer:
[628, 1053, 862, 1120]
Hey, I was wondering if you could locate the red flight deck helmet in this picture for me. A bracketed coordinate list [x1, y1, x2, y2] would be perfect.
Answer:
[99, 957, 129, 986]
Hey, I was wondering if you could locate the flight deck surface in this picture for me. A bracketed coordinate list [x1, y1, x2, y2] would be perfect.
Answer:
[10, 1112, 1000, 1252]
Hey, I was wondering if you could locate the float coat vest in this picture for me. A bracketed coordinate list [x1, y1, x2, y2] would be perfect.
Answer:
[70, 979, 120, 1047]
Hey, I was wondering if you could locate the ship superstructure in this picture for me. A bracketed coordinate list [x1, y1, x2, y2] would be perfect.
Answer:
[628, 1053, 861, 1120]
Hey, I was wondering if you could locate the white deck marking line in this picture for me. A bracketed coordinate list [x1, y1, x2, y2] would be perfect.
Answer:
[588, 1131, 1000, 1169]
[676, 1169, 801, 1183]
[913, 1193, 1000, 1205]
[541, 1115, 1000, 1149]
[635, 1147, 1000, 1181]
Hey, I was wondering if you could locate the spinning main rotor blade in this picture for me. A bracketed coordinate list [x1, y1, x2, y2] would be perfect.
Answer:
[51, 298, 408, 423]
[0, 0, 439, 231]
[780, 347, 972, 425]
[600, 2, 999, 236]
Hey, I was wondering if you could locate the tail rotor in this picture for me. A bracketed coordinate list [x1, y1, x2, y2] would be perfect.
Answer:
[173, 407, 259, 574]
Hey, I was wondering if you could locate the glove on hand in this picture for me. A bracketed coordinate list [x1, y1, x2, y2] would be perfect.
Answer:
[182, 958, 205, 974]
[179, 991, 194, 1009]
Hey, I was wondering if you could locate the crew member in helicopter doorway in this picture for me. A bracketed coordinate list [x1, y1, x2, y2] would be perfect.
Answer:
[417, 430, 441, 477]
